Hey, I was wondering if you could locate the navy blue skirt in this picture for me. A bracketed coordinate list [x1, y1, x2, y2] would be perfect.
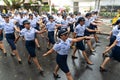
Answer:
[110, 46, 120, 62]
[34, 26, 40, 31]
[108, 35, 116, 46]
[56, 54, 69, 73]
[69, 24, 74, 32]
[48, 31, 55, 44]
[25, 40, 36, 57]
[0, 33, 3, 41]
[6, 33, 16, 50]
[20, 25, 24, 30]
[76, 36, 85, 51]
[88, 24, 97, 34]
[84, 29, 90, 36]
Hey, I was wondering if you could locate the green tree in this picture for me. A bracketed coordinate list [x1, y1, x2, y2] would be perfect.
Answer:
[3, 0, 25, 9]
[41, 4, 49, 12]
[64, 5, 70, 13]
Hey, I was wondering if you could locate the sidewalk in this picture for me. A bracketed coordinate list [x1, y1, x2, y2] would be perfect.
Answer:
[98, 18, 112, 35]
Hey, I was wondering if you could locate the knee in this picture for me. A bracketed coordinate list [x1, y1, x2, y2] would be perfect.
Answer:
[66, 72, 71, 76]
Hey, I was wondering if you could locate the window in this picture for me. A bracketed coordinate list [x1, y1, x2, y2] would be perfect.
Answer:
[74, 2, 78, 6]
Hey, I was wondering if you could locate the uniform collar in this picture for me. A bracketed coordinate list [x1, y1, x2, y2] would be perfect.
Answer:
[25, 27, 32, 31]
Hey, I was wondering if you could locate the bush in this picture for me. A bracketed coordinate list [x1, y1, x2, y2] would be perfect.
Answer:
[99, 12, 117, 18]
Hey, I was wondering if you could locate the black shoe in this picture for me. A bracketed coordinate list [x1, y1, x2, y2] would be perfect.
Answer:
[100, 66, 107, 72]
[53, 73, 61, 78]
[97, 41, 101, 43]
[11, 54, 15, 57]
[37, 46, 41, 50]
[102, 53, 109, 58]
[28, 61, 31, 65]
[4, 53, 7, 56]
[39, 69, 44, 75]
[72, 56, 78, 59]
[47, 48, 50, 51]
[18, 60, 22, 64]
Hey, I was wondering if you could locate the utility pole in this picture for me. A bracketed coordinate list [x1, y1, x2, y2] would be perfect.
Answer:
[98, 0, 100, 11]
[95, 0, 98, 10]
[95, 0, 101, 12]
[48, 0, 52, 14]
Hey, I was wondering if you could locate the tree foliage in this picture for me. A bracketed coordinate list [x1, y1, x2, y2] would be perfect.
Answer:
[3, 0, 25, 9]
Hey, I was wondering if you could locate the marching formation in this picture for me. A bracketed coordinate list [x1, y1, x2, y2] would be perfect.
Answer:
[0, 9, 120, 80]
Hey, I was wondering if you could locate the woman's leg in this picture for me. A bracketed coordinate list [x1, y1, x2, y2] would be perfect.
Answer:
[35, 38, 40, 48]
[28, 55, 32, 64]
[100, 57, 110, 68]
[32, 57, 43, 71]
[66, 72, 73, 80]
[86, 40, 95, 51]
[82, 51, 93, 64]
[0, 42, 7, 54]
[72, 48, 78, 59]
[12, 50, 21, 61]
[94, 34, 99, 43]
[54, 64, 59, 75]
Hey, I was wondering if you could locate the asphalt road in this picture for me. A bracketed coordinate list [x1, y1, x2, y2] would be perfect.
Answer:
[0, 34, 120, 80]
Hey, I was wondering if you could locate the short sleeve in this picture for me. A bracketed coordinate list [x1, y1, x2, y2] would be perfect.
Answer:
[33, 28, 38, 33]
[74, 26, 78, 33]
[116, 34, 120, 42]
[46, 23, 49, 29]
[19, 30, 24, 36]
[68, 38, 72, 43]
[0, 23, 3, 30]
[53, 44, 61, 52]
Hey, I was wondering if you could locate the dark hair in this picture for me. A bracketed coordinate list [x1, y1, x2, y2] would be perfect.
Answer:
[58, 28, 68, 38]
[85, 12, 91, 17]
[75, 17, 85, 26]
[62, 14, 67, 19]
[48, 15, 54, 20]
[23, 20, 30, 25]
[29, 14, 33, 16]
[115, 19, 120, 25]
[4, 14, 9, 18]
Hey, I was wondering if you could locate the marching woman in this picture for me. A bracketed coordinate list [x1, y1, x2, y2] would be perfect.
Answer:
[103, 19, 120, 57]
[100, 31, 120, 72]
[69, 14, 76, 38]
[28, 14, 40, 48]
[18, 12, 27, 30]
[61, 15, 70, 31]
[15, 20, 46, 73]
[107, 19, 120, 47]
[0, 23, 7, 56]
[43, 29, 93, 80]
[46, 15, 61, 50]
[87, 12, 101, 43]
[2, 14, 22, 64]
[72, 17, 99, 63]
[84, 12, 96, 52]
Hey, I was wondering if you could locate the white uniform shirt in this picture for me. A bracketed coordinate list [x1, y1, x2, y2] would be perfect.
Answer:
[61, 19, 69, 29]
[74, 24, 86, 36]
[2, 22, 15, 34]
[18, 17, 27, 25]
[46, 21, 56, 32]
[85, 18, 92, 27]
[112, 25, 120, 36]
[28, 19, 38, 28]
[20, 27, 38, 41]
[116, 32, 120, 46]
[55, 16, 62, 24]
[53, 38, 72, 55]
